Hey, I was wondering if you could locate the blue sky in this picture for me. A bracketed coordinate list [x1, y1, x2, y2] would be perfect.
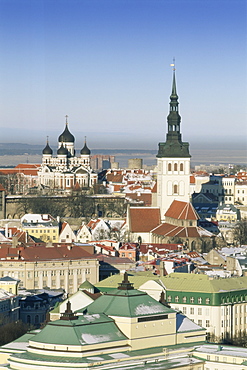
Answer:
[0, 0, 246, 149]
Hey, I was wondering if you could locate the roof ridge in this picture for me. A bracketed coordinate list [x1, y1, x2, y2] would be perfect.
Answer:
[164, 225, 180, 236]
[190, 202, 198, 220]
[185, 203, 189, 219]
[177, 201, 186, 220]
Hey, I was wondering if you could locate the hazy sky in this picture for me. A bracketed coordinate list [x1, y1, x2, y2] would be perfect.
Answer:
[0, 0, 246, 149]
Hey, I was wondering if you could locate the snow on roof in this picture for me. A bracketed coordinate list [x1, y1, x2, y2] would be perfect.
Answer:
[176, 313, 203, 332]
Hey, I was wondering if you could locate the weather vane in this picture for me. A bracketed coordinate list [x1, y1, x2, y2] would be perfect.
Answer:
[170, 57, 176, 71]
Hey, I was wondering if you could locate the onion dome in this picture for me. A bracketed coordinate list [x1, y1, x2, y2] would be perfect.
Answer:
[42, 138, 53, 155]
[57, 143, 68, 156]
[80, 137, 91, 155]
[58, 116, 75, 143]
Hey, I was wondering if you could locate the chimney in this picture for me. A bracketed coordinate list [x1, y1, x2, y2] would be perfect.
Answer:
[12, 236, 19, 248]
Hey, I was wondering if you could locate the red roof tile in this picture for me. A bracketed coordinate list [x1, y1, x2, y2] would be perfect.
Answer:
[0, 184, 6, 191]
[106, 174, 124, 183]
[129, 207, 160, 232]
[151, 182, 157, 193]
[165, 200, 199, 221]
[152, 222, 209, 238]
[190, 175, 196, 184]
[125, 193, 152, 206]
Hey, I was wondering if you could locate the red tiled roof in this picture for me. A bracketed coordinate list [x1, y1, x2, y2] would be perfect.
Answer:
[0, 164, 40, 176]
[129, 207, 160, 232]
[0, 184, 6, 191]
[87, 219, 101, 229]
[60, 222, 68, 233]
[165, 200, 199, 221]
[190, 175, 196, 184]
[151, 182, 157, 193]
[19, 245, 92, 261]
[139, 243, 180, 254]
[152, 222, 208, 238]
[125, 193, 152, 206]
[106, 174, 124, 183]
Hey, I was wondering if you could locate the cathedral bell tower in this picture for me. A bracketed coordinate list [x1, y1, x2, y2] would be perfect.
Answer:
[156, 67, 191, 220]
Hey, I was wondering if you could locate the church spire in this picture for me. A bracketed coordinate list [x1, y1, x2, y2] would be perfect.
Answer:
[167, 68, 181, 135]
[157, 63, 190, 158]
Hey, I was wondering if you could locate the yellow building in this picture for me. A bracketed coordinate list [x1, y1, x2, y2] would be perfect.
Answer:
[0, 244, 99, 295]
[21, 213, 59, 242]
[0, 276, 19, 295]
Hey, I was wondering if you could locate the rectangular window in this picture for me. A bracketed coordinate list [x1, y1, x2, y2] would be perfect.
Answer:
[190, 307, 194, 315]
[206, 320, 210, 328]
[183, 307, 187, 315]
[137, 314, 168, 323]
[198, 320, 202, 326]
[198, 308, 202, 315]
[190, 297, 194, 303]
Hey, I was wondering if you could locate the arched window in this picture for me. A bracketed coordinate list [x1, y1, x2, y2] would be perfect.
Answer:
[173, 184, 178, 194]
[27, 315, 31, 324]
[174, 163, 178, 171]
[168, 163, 172, 171]
[180, 163, 183, 171]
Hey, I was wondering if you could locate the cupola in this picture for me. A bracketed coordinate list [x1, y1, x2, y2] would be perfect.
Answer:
[58, 116, 75, 143]
[57, 143, 68, 156]
[80, 137, 91, 155]
[42, 138, 53, 155]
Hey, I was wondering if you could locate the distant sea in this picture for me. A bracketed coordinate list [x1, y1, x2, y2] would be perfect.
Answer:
[0, 142, 246, 168]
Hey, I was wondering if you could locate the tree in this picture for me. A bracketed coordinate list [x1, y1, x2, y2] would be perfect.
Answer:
[233, 218, 247, 245]
[68, 193, 95, 220]
[0, 319, 32, 346]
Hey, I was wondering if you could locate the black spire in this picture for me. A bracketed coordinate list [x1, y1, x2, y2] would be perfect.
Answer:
[157, 65, 190, 159]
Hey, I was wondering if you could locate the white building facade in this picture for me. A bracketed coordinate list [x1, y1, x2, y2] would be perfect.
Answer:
[38, 117, 97, 191]
[156, 71, 191, 220]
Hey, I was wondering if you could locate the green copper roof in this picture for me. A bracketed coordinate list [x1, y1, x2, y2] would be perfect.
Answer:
[95, 273, 247, 295]
[163, 273, 247, 293]
[31, 313, 127, 346]
[79, 280, 94, 290]
[85, 288, 174, 317]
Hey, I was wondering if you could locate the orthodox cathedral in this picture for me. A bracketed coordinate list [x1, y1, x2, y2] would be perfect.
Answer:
[38, 117, 97, 190]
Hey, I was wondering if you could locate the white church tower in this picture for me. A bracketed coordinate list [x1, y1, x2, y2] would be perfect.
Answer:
[156, 68, 191, 220]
